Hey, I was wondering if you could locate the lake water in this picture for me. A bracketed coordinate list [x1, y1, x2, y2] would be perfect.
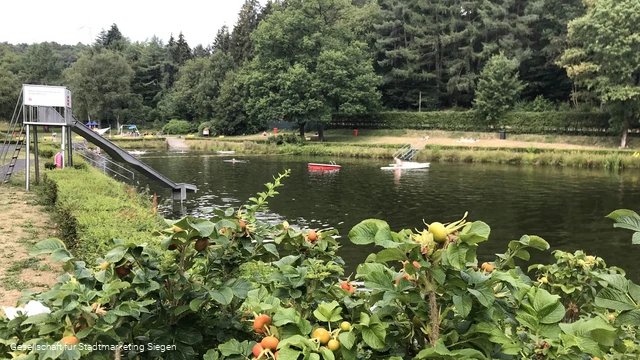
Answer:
[135, 153, 640, 281]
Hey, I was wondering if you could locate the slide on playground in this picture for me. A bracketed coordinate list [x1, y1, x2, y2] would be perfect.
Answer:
[71, 119, 196, 200]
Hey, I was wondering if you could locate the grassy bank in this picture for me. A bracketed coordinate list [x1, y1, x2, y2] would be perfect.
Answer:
[415, 148, 640, 169]
[188, 140, 397, 158]
[40, 167, 160, 262]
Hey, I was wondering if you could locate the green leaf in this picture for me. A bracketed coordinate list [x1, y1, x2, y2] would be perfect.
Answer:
[375, 248, 407, 263]
[203, 349, 219, 360]
[277, 347, 303, 360]
[362, 326, 386, 350]
[453, 294, 472, 318]
[363, 269, 395, 292]
[273, 307, 312, 334]
[318, 347, 335, 360]
[429, 267, 446, 284]
[349, 219, 392, 246]
[21, 313, 52, 325]
[516, 312, 539, 330]
[518, 235, 550, 251]
[209, 287, 234, 305]
[273, 255, 300, 268]
[514, 249, 530, 261]
[598, 274, 629, 292]
[50, 248, 73, 263]
[532, 288, 565, 324]
[338, 331, 356, 350]
[313, 301, 342, 322]
[607, 210, 640, 235]
[227, 278, 253, 299]
[29, 238, 67, 256]
[218, 339, 248, 356]
[616, 309, 640, 326]
[458, 221, 490, 244]
[278, 335, 311, 349]
[189, 298, 205, 312]
[595, 287, 637, 311]
[104, 246, 127, 264]
[187, 218, 215, 237]
[446, 242, 470, 269]
[360, 313, 386, 350]
[263, 243, 279, 257]
[176, 327, 203, 345]
[468, 286, 494, 308]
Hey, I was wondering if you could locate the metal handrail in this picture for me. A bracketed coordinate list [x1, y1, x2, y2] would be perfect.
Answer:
[72, 142, 135, 181]
[393, 143, 412, 159]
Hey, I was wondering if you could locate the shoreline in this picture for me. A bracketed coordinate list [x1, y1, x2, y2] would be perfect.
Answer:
[186, 139, 640, 170]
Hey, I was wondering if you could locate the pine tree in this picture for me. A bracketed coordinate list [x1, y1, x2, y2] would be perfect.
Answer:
[105, 24, 123, 47]
[520, 0, 586, 102]
[174, 32, 192, 66]
[163, 34, 179, 91]
[131, 36, 166, 108]
[192, 44, 210, 58]
[230, 0, 261, 63]
[212, 25, 231, 53]
[374, 0, 443, 110]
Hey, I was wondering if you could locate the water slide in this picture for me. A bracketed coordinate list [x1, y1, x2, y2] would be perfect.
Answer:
[70, 119, 196, 200]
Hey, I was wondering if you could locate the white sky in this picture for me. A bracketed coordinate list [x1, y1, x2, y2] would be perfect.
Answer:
[0, 0, 255, 47]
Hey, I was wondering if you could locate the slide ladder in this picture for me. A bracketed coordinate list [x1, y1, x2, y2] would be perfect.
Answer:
[0, 92, 25, 184]
[393, 143, 418, 161]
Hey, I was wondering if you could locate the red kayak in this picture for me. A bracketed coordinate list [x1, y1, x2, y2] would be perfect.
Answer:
[308, 163, 341, 171]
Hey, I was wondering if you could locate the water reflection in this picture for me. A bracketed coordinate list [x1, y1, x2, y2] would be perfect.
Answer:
[138, 153, 640, 281]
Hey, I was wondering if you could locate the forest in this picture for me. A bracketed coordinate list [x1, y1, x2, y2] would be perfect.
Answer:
[0, 0, 638, 145]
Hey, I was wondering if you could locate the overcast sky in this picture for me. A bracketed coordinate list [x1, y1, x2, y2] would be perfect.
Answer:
[0, 0, 255, 47]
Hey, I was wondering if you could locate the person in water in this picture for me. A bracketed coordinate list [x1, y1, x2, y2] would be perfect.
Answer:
[394, 157, 403, 167]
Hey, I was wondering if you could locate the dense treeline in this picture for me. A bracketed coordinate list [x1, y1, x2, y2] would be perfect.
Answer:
[0, 0, 638, 145]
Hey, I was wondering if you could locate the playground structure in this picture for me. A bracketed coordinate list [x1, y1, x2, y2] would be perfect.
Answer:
[118, 124, 141, 137]
[0, 85, 196, 201]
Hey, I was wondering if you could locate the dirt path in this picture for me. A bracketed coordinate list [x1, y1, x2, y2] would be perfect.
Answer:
[0, 188, 60, 308]
[166, 137, 189, 150]
[347, 136, 608, 150]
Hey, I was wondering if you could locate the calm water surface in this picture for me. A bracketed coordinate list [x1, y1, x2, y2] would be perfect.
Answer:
[136, 153, 640, 281]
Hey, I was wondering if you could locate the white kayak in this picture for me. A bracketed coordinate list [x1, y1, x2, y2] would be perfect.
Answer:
[129, 150, 147, 155]
[217, 151, 235, 155]
[381, 162, 430, 170]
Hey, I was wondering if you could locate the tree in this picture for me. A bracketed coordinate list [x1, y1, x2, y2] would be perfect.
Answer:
[230, 0, 261, 63]
[560, 0, 640, 148]
[174, 32, 192, 66]
[19, 42, 63, 85]
[212, 25, 232, 54]
[63, 50, 135, 127]
[160, 51, 235, 121]
[0, 67, 20, 121]
[247, 0, 381, 140]
[215, 70, 262, 135]
[520, 0, 586, 102]
[95, 24, 127, 52]
[474, 53, 525, 124]
[162, 34, 180, 92]
[192, 44, 210, 58]
[131, 37, 166, 109]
